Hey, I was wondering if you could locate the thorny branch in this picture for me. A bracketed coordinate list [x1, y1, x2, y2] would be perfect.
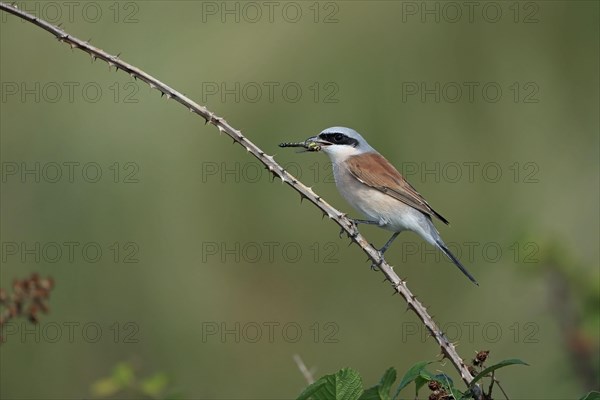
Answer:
[0, 2, 480, 396]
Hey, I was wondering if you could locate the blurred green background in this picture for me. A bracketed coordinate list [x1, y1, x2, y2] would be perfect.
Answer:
[1, 1, 598, 399]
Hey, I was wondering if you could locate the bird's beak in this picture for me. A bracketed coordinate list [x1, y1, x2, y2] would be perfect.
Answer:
[306, 135, 331, 147]
[300, 136, 326, 152]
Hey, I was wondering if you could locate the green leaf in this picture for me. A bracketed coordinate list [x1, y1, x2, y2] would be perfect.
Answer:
[447, 385, 465, 400]
[297, 368, 363, 400]
[418, 369, 434, 381]
[579, 391, 600, 400]
[469, 359, 529, 387]
[414, 375, 429, 397]
[393, 361, 432, 399]
[111, 362, 135, 387]
[432, 373, 453, 385]
[90, 377, 120, 397]
[358, 386, 381, 400]
[430, 373, 456, 392]
[320, 368, 364, 400]
[140, 372, 169, 397]
[360, 367, 396, 400]
[297, 378, 328, 400]
[377, 367, 397, 397]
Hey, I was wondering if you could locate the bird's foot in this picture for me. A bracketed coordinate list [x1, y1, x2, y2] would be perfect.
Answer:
[367, 243, 388, 271]
[342, 218, 367, 238]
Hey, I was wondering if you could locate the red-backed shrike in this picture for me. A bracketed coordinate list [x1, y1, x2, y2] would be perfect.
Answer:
[304, 127, 478, 285]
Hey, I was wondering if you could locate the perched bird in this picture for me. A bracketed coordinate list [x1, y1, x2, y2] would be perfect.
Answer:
[302, 127, 478, 285]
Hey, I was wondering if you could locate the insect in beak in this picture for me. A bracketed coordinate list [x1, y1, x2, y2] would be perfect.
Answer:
[279, 140, 322, 152]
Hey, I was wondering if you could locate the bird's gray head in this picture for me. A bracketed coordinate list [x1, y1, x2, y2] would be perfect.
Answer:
[307, 127, 375, 161]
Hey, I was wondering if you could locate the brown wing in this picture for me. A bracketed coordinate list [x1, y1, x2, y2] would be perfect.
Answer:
[346, 153, 449, 224]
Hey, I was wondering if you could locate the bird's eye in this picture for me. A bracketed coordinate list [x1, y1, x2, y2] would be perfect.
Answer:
[334, 133, 344, 142]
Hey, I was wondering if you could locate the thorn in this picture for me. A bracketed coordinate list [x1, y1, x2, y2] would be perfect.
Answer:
[116, 52, 121, 58]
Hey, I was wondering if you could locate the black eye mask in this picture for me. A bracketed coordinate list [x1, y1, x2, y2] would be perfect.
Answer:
[319, 133, 359, 147]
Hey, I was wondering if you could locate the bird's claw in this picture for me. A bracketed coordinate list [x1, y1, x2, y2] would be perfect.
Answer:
[338, 214, 360, 238]
[348, 218, 359, 231]
[367, 244, 386, 271]
[371, 254, 385, 271]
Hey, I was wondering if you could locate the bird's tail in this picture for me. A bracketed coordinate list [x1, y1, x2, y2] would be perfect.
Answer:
[435, 239, 479, 286]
